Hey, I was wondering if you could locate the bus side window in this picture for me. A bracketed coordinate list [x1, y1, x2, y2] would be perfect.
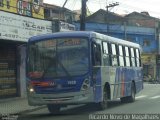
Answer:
[102, 42, 110, 66]
[135, 48, 141, 67]
[92, 43, 101, 66]
[124, 46, 131, 67]
[118, 45, 124, 66]
[130, 48, 136, 67]
[111, 44, 118, 66]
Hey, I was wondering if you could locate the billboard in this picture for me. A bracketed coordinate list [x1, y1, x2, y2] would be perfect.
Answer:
[59, 21, 76, 32]
[0, 0, 44, 19]
[0, 11, 52, 42]
[52, 20, 76, 32]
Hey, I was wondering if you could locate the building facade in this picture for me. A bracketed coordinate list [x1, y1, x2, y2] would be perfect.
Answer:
[125, 11, 160, 81]
[0, 0, 52, 99]
[43, 3, 76, 32]
[74, 10, 159, 81]
[43, 3, 76, 23]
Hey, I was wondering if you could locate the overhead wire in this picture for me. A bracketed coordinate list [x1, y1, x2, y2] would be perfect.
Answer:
[84, 0, 160, 20]
[95, 0, 160, 18]
[46, 0, 160, 20]
[85, 4, 108, 32]
[64, 0, 77, 10]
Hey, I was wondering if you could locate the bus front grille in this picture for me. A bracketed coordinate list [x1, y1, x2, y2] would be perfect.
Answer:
[42, 96, 74, 101]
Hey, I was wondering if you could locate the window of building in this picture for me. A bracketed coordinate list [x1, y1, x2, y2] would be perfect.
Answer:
[52, 9, 59, 14]
[44, 9, 51, 18]
[143, 40, 150, 46]
[0, 0, 3, 7]
[6, 0, 10, 9]
[65, 14, 73, 23]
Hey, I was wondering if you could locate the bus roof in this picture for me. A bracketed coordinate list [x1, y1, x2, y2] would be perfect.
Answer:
[29, 31, 141, 48]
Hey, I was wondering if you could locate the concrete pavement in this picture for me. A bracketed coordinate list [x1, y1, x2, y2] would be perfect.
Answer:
[0, 97, 45, 115]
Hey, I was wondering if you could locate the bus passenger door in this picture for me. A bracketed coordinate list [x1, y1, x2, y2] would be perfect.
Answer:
[92, 42, 102, 102]
[92, 43, 101, 66]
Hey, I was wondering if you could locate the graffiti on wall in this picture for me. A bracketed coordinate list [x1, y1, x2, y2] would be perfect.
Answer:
[0, 0, 44, 19]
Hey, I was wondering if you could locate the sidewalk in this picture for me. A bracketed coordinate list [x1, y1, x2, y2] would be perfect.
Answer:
[0, 97, 46, 114]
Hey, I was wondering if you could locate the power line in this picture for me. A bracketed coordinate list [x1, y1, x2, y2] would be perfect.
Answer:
[44, 0, 160, 19]
[86, 0, 160, 18]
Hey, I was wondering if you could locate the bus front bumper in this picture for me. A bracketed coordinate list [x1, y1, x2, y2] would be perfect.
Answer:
[27, 88, 94, 106]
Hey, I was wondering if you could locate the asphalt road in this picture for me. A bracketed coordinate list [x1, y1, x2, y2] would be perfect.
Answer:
[18, 83, 160, 120]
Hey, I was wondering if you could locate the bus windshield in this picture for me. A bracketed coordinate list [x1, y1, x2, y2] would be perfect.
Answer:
[27, 38, 89, 79]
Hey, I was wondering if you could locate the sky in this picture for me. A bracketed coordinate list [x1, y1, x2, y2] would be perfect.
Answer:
[43, 0, 160, 18]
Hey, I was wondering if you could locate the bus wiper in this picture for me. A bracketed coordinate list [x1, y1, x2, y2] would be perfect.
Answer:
[42, 40, 72, 79]
[41, 55, 71, 79]
[57, 57, 72, 79]
[41, 55, 57, 79]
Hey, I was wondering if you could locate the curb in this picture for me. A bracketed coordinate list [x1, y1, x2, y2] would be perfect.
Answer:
[17, 105, 47, 115]
[0, 97, 25, 103]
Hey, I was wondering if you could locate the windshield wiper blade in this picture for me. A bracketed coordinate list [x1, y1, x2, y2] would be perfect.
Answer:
[57, 57, 72, 79]
[41, 40, 72, 79]
[41, 56, 57, 79]
[41, 55, 72, 79]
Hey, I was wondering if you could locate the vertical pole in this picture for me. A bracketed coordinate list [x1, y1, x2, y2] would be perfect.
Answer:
[106, 6, 109, 34]
[124, 21, 127, 40]
[106, 2, 119, 34]
[62, 0, 68, 8]
[80, 0, 87, 31]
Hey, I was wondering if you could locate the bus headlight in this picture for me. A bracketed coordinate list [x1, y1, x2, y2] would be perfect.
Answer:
[27, 82, 35, 93]
[81, 78, 90, 91]
[29, 88, 34, 93]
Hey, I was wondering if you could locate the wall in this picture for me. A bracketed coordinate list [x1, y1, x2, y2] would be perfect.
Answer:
[0, 0, 44, 19]
[0, 11, 52, 42]
[74, 22, 157, 54]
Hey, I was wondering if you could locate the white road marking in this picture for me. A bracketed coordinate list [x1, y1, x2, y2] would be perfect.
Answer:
[150, 95, 160, 99]
[136, 95, 147, 99]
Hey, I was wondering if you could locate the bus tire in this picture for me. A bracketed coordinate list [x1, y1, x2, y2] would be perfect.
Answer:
[98, 87, 108, 110]
[47, 104, 61, 114]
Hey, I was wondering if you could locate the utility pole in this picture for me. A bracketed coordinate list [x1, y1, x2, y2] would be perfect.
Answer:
[61, 0, 68, 21]
[106, 2, 119, 34]
[62, 0, 68, 8]
[80, 0, 88, 31]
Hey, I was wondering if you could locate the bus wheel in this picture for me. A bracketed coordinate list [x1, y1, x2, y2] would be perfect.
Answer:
[98, 87, 108, 110]
[47, 104, 61, 115]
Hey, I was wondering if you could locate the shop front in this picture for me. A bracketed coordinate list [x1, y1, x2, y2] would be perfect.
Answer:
[141, 53, 157, 81]
[0, 11, 52, 99]
[0, 41, 19, 98]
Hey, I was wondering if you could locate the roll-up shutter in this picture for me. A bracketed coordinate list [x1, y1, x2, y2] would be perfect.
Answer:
[0, 45, 17, 98]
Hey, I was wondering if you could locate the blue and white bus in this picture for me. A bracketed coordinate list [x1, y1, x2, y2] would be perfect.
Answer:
[26, 31, 143, 114]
